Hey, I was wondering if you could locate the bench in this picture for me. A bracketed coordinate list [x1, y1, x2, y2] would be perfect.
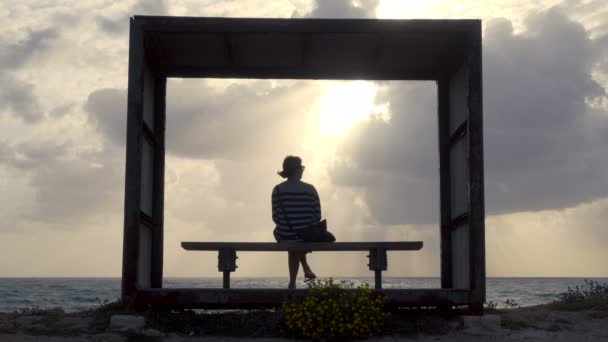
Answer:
[181, 241, 423, 289]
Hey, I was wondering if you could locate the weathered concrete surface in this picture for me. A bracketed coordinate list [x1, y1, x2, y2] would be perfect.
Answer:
[1, 306, 607, 341]
[140, 328, 163, 337]
[109, 315, 145, 333]
[0, 313, 17, 333]
[0, 333, 127, 341]
[461, 314, 502, 335]
[1, 331, 608, 342]
[9, 315, 93, 335]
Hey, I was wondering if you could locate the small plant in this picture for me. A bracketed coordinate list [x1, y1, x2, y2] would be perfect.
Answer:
[558, 280, 608, 303]
[504, 298, 520, 309]
[548, 279, 608, 311]
[484, 299, 519, 311]
[484, 301, 497, 310]
[279, 278, 390, 340]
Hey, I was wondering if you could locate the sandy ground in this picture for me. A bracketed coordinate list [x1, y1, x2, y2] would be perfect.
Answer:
[1, 306, 607, 341]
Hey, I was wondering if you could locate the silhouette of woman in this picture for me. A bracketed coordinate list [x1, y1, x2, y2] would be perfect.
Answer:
[272, 156, 319, 289]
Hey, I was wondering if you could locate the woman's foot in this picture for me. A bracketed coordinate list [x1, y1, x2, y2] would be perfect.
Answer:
[288, 281, 296, 289]
[304, 271, 317, 282]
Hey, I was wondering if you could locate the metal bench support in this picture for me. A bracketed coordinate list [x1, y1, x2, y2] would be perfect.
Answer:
[367, 248, 387, 289]
[196, 242, 421, 290]
[218, 248, 237, 289]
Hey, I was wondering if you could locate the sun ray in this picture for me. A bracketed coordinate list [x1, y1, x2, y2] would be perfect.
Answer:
[315, 81, 389, 138]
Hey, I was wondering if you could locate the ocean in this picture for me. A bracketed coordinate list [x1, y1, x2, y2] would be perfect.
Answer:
[0, 277, 606, 313]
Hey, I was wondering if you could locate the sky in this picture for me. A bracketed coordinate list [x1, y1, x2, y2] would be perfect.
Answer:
[0, 0, 607, 279]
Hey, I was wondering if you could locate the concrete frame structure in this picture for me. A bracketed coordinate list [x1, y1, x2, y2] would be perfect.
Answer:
[122, 16, 485, 313]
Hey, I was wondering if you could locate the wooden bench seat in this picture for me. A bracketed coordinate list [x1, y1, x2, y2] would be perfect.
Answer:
[181, 241, 423, 289]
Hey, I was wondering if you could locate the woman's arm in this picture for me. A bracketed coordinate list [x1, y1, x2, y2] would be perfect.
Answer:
[313, 188, 321, 222]
[271, 186, 280, 224]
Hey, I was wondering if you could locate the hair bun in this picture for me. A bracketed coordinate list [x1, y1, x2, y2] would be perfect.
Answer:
[279, 155, 302, 178]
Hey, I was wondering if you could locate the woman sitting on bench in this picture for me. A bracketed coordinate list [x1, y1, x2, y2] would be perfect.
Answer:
[272, 155, 319, 289]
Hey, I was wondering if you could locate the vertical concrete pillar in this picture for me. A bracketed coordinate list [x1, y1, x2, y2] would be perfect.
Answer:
[467, 24, 486, 314]
[122, 18, 144, 305]
[122, 18, 167, 306]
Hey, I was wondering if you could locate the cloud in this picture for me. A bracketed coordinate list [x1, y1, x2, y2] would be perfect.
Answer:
[329, 7, 608, 225]
[0, 28, 58, 70]
[96, 16, 126, 36]
[0, 139, 124, 227]
[96, 0, 169, 36]
[166, 79, 323, 160]
[330, 82, 439, 225]
[0, 73, 43, 123]
[132, 0, 168, 16]
[483, 8, 608, 214]
[85, 88, 127, 147]
[0, 28, 57, 123]
[297, 0, 379, 18]
[26, 151, 123, 225]
[84, 79, 325, 160]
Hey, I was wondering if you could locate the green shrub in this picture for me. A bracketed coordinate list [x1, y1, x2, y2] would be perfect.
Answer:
[546, 279, 608, 311]
[558, 280, 608, 302]
[279, 278, 390, 340]
[484, 298, 520, 311]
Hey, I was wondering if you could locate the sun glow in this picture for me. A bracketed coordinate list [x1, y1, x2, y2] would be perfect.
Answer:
[315, 81, 388, 137]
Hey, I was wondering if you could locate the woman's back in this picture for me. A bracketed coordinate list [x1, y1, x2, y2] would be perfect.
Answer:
[272, 179, 321, 241]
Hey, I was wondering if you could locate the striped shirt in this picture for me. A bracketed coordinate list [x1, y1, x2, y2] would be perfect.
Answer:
[272, 180, 321, 241]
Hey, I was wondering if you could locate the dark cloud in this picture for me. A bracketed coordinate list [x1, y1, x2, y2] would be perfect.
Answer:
[483, 8, 608, 214]
[330, 8, 608, 225]
[0, 73, 43, 123]
[0, 28, 58, 70]
[297, 0, 379, 18]
[166, 80, 321, 160]
[96, 17, 125, 36]
[0, 28, 56, 123]
[331, 82, 439, 225]
[85, 88, 127, 147]
[557, 0, 608, 37]
[5, 140, 69, 171]
[96, 0, 169, 36]
[84, 80, 321, 160]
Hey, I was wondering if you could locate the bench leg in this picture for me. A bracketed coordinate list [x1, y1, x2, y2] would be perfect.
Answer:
[223, 271, 230, 289]
[368, 248, 387, 289]
[375, 270, 382, 289]
[218, 249, 237, 289]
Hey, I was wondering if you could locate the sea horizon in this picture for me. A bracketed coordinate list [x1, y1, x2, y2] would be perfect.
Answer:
[1, 277, 607, 313]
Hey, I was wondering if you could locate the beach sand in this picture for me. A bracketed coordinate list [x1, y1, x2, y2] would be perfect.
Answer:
[0, 305, 607, 341]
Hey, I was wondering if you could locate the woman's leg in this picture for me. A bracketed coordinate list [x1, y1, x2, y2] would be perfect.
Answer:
[299, 252, 315, 278]
[288, 251, 300, 289]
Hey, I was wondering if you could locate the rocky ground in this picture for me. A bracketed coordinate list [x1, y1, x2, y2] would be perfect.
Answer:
[0, 303, 607, 341]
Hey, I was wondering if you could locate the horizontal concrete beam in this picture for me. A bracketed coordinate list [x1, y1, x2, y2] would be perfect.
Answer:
[134, 288, 470, 309]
